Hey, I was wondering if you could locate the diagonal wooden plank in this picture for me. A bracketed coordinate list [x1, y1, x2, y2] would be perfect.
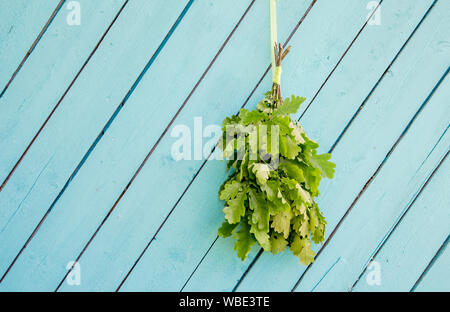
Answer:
[0, 0, 63, 95]
[297, 67, 450, 291]
[412, 236, 450, 292]
[0, 0, 194, 287]
[236, 0, 444, 292]
[353, 152, 449, 292]
[0, 0, 128, 190]
[292, 54, 450, 290]
[186, 0, 441, 292]
[111, 0, 390, 292]
[292, 17, 450, 289]
[0, 0, 258, 292]
[52, 0, 316, 292]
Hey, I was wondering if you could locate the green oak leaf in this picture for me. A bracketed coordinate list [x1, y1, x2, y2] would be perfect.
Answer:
[289, 121, 306, 144]
[280, 135, 301, 159]
[239, 108, 267, 125]
[219, 180, 242, 201]
[223, 190, 247, 224]
[273, 95, 306, 116]
[292, 214, 309, 238]
[279, 160, 305, 184]
[309, 204, 327, 244]
[298, 162, 322, 196]
[234, 218, 256, 261]
[260, 180, 279, 201]
[249, 189, 270, 232]
[217, 91, 334, 266]
[218, 221, 239, 238]
[309, 151, 336, 179]
[250, 223, 271, 251]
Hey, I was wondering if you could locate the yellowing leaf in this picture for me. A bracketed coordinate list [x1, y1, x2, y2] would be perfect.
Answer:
[290, 235, 316, 266]
[296, 183, 312, 205]
[251, 163, 271, 185]
[270, 232, 288, 254]
[271, 210, 292, 239]
[310, 204, 327, 244]
[293, 202, 308, 216]
[289, 121, 306, 144]
[293, 214, 309, 238]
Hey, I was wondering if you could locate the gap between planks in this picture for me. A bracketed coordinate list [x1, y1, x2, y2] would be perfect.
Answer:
[350, 149, 450, 291]
[0, 0, 191, 284]
[329, 0, 438, 153]
[116, 0, 318, 292]
[236, 0, 438, 291]
[188, 0, 385, 292]
[0, 0, 130, 192]
[0, 0, 131, 283]
[291, 65, 450, 292]
[1, 0, 313, 290]
[57, 0, 254, 292]
[0, 0, 66, 98]
[410, 235, 450, 291]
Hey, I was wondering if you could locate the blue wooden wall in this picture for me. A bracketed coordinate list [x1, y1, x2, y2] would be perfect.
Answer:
[0, 0, 448, 292]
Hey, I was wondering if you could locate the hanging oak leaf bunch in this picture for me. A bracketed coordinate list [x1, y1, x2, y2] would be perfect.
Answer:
[217, 44, 335, 265]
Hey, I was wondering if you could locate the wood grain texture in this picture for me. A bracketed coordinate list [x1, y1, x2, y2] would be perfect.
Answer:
[0, 0, 127, 190]
[59, 0, 312, 292]
[195, 0, 443, 292]
[354, 153, 449, 292]
[294, 69, 450, 292]
[413, 236, 450, 292]
[0, 0, 62, 93]
[0, 0, 193, 288]
[0, 0, 448, 292]
[238, 0, 449, 292]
